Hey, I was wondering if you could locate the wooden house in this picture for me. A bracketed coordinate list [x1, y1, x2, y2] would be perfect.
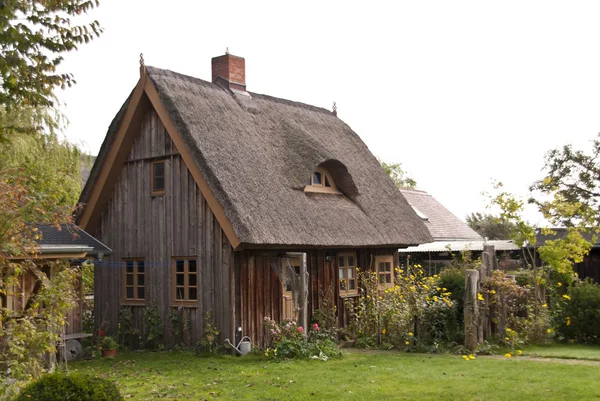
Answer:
[398, 189, 519, 273]
[77, 53, 432, 348]
[2, 223, 111, 336]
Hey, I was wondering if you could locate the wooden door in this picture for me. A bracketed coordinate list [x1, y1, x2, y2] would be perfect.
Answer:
[281, 257, 301, 322]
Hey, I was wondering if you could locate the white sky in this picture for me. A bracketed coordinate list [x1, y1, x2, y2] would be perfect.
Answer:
[57, 0, 600, 225]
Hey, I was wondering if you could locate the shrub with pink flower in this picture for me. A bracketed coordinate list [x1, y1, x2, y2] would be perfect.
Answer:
[263, 317, 342, 361]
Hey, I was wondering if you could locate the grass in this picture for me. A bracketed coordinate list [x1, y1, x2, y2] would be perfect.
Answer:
[527, 343, 600, 361]
[69, 349, 600, 400]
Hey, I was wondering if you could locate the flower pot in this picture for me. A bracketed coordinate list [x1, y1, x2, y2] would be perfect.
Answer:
[102, 349, 117, 358]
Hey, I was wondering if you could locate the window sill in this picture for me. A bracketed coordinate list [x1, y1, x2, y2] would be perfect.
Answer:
[340, 293, 359, 299]
[304, 186, 342, 195]
[171, 303, 199, 308]
[122, 300, 146, 306]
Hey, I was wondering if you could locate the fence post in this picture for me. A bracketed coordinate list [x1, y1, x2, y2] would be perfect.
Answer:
[464, 269, 479, 351]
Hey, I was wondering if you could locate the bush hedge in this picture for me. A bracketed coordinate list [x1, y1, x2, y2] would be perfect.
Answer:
[556, 280, 600, 344]
[15, 372, 123, 401]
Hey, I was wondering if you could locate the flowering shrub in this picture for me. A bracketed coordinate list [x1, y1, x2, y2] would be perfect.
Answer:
[263, 318, 342, 360]
[345, 264, 456, 349]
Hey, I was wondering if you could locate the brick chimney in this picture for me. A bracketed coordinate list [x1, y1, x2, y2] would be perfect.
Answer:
[212, 52, 246, 93]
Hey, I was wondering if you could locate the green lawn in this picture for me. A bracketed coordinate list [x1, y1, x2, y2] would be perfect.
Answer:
[69, 349, 600, 400]
[527, 343, 600, 361]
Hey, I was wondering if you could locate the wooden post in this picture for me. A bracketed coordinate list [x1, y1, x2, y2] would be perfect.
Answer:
[481, 245, 496, 340]
[464, 269, 479, 351]
[300, 253, 308, 331]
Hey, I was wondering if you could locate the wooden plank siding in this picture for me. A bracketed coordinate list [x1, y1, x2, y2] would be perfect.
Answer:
[235, 247, 398, 349]
[92, 106, 234, 348]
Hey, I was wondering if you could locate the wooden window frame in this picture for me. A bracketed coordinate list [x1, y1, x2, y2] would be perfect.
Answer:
[151, 160, 166, 196]
[338, 252, 358, 297]
[305, 167, 342, 194]
[171, 257, 199, 307]
[376, 255, 394, 288]
[122, 258, 146, 305]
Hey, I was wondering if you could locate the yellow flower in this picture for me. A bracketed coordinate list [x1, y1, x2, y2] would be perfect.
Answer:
[477, 293, 484, 301]
[468, 354, 475, 360]
[504, 353, 512, 358]
[562, 294, 570, 300]
[547, 328, 552, 334]
[367, 295, 371, 299]
[490, 289, 496, 295]
[557, 282, 562, 287]
[382, 329, 386, 335]
[517, 350, 523, 356]
[408, 332, 413, 337]
[542, 303, 548, 308]
[505, 337, 510, 341]
[566, 317, 571, 326]
[462, 355, 469, 361]
[405, 341, 410, 345]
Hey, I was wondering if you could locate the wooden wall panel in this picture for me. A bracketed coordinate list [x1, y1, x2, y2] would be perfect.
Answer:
[93, 106, 234, 348]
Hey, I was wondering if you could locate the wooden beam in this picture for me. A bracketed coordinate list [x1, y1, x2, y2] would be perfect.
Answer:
[143, 77, 242, 250]
[79, 72, 148, 231]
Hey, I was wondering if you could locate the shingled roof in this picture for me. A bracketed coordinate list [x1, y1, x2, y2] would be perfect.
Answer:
[80, 63, 432, 248]
[37, 224, 112, 256]
[399, 189, 483, 242]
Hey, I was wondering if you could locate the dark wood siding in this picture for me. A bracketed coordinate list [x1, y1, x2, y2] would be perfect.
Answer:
[92, 107, 234, 348]
[235, 248, 398, 348]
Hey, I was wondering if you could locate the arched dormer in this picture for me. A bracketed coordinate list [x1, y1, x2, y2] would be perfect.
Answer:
[304, 159, 358, 197]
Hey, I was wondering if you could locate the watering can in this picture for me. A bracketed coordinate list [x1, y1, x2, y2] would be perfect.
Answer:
[225, 336, 252, 355]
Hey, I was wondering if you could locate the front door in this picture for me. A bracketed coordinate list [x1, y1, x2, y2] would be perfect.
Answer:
[281, 257, 301, 322]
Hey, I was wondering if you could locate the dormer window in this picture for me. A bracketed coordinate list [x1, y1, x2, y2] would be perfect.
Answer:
[305, 167, 341, 194]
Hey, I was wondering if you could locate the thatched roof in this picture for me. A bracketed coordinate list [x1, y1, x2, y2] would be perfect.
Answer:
[399, 189, 482, 242]
[81, 66, 432, 248]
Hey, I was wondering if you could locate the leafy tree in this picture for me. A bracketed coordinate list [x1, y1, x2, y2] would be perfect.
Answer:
[378, 158, 417, 189]
[0, 0, 103, 110]
[0, 1, 101, 394]
[466, 212, 516, 240]
[488, 182, 593, 304]
[530, 134, 600, 229]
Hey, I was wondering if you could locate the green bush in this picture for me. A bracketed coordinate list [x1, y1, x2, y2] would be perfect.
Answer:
[15, 372, 123, 401]
[438, 267, 465, 335]
[556, 280, 600, 344]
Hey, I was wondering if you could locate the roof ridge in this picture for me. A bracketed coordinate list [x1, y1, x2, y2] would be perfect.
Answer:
[146, 65, 334, 116]
[399, 188, 430, 195]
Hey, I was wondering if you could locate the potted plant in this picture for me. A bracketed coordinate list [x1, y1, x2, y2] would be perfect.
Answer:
[100, 336, 118, 358]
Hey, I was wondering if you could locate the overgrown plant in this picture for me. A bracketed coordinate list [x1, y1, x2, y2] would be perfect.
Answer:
[199, 311, 220, 354]
[169, 307, 192, 349]
[0, 262, 78, 394]
[312, 285, 338, 341]
[345, 265, 456, 350]
[117, 307, 140, 349]
[143, 305, 164, 351]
